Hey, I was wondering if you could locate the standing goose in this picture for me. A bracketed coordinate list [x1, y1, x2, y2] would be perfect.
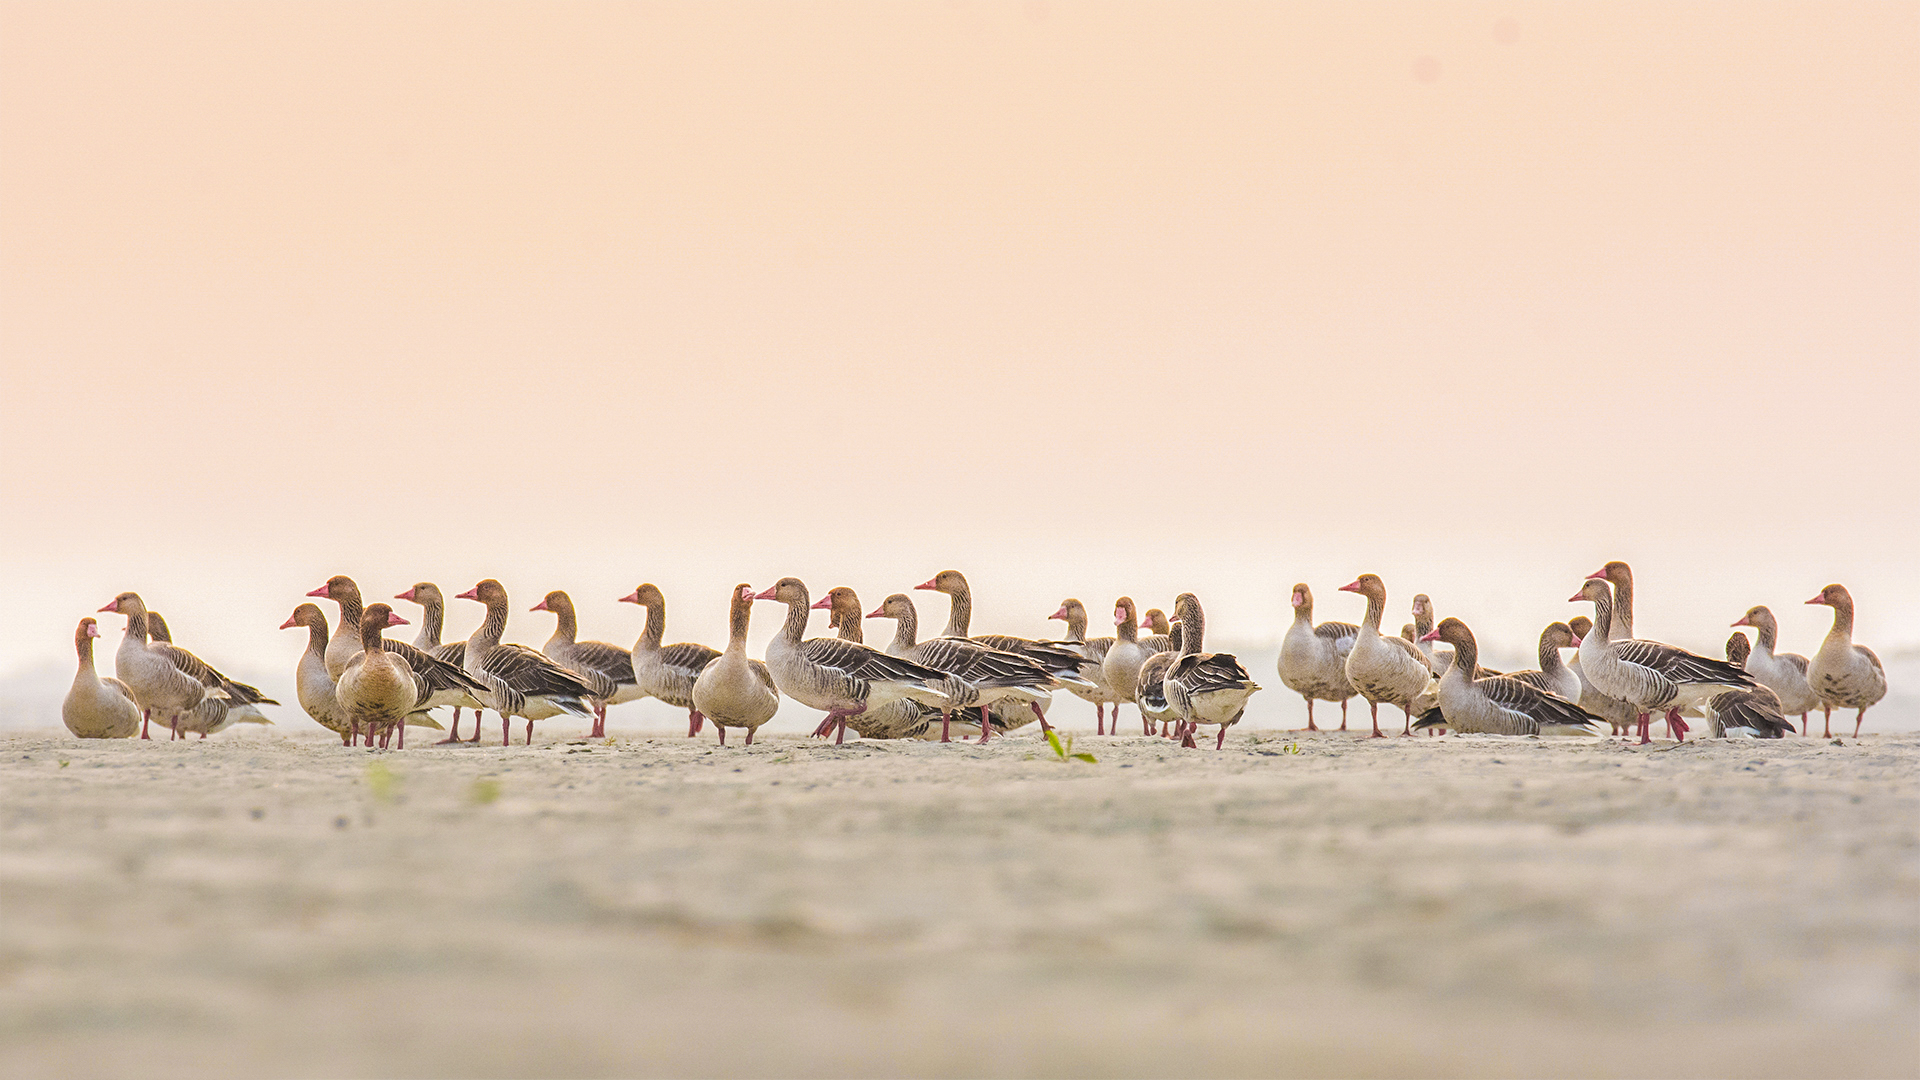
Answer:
[1414, 619, 1605, 737]
[1338, 575, 1434, 738]
[1162, 594, 1262, 749]
[1804, 584, 1887, 738]
[1571, 578, 1757, 745]
[1730, 605, 1820, 734]
[620, 583, 721, 738]
[753, 578, 954, 744]
[1503, 622, 1584, 703]
[533, 590, 635, 738]
[394, 582, 483, 741]
[97, 593, 229, 740]
[336, 604, 427, 749]
[1565, 615, 1639, 736]
[692, 584, 780, 746]
[1133, 624, 1184, 737]
[817, 587, 947, 740]
[1277, 583, 1358, 732]
[1047, 599, 1122, 734]
[62, 618, 141, 739]
[1100, 596, 1163, 734]
[870, 593, 1054, 744]
[916, 570, 1092, 690]
[1705, 634, 1795, 739]
[456, 579, 598, 745]
[1585, 560, 1688, 739]
[280, 603, 352, 743]
[309, 575, 482, 738]
[142, 612, 277, 733]
[1141, 608, 1172, 637]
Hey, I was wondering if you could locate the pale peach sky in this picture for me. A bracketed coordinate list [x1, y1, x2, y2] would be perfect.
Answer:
[2, 2, 1915, 711]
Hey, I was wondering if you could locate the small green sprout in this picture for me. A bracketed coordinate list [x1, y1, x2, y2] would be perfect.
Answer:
[365, 761, 398, 803]
[1280, 742, 1302, 755]
[58, 760, 69, 768]
[1044, 728, 1097, 764]
[468, 777, 502, 805]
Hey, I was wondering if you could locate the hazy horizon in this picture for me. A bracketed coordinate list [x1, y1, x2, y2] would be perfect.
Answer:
[3, 2, 1915, 719]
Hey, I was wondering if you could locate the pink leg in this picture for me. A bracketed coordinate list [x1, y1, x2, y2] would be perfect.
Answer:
[198, 731, 207, 739]
[1179, 722, 1197, 749]
[502, 714, 511, 746]
[1821, 706, 1832, 739]
[940, 711, 952, 743]
[593, 702, 606, 739]
[835, 717, 847, 745]
[1854, 709, 1867, 738]
[1400, 706, 1413, 737]
[1215, 724, 1227, 750]
[1368, 701, 1385, 739]
[715, 725, 727, 746]
[397, 719, 405, 750]
[977, 705, 992, 744]
[439, 707, 464, 744]
[1339, 699, 1350, 732]
[812, 716, 836, 738]
[1032, 703, 1050, 733]
[141, 710, 152, 740]
[1636, 712, 1652, 746]
[1304, 699, 1318, 732]
[688, 710, 704, 737]
[1095, 702, 1105, 736]
[1799, 712, 1809, 736]
[1665, 708, 1688, 742]
[1143, 709, 1154, 736]
[745, 727, 755, 746]
[524, 720, 534, 746]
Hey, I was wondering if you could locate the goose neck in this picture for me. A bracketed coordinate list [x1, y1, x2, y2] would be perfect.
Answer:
[942, 583, 972, 638]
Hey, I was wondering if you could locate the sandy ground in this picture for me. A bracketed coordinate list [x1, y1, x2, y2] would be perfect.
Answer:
[2, 723, 1916, 1079]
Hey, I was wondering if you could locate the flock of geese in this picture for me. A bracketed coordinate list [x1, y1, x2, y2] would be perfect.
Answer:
[60, 563, 1889, 751]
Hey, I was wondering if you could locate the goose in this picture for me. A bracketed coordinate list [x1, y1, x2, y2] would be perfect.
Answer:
[97, 593, 229, 740]
[870, 592, 1054, 744]
[619, 583, 721, 738]
[533, 590, 636, 738]
[1403, 625, 1447, 732]
[456, 579, 598, 745]
[394, 582, 482, 741]
[1277, 583, 1358, 732]
[1503, 622, 1584, 703]
[336, 604, 428, 749]
[1133, 626, 1183, 737]
[1101, 596, 1168, 734]
[1565, 615, 1639, 737]
[1585, 561, 1696, 740]
[1141, 608, 1172, 637]
[753, 578, 954, 744]
[280, 603, 352, 743]
[816, 587, 949, 741]
[142, 611, 277, 733]
[1046, 599, 1122, 734]
[1338, 574, 1434, 738]
[1730, 605, 1820, 734]
[1570, 578, 1757, 745]
[1705, 633, 1795, 739]
[62, 618, 140, 739]
[692, 584, 780, 746]
[309, 576, 483, 739]
[1414, 619, 1605, 737]
[916, 570, 1092, 699]
[1805, 584, 1887, 738]
[1162, 593, 1262, 749]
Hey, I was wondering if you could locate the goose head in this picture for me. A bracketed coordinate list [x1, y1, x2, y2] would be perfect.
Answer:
[915, 570, 968, 595]
[617, 583, 665, 608]
[279, 603, 325, 631]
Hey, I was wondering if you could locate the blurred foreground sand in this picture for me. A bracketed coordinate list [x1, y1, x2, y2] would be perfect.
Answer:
[2, 726, 1916, 1078]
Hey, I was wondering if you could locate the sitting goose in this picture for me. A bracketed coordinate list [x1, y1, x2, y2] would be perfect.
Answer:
[98, 593, 228, 740]
[1566, 615, 1639, 736]
[754, 578, 953, 744]
[1503, 622, 1584, 703]
[1730, 605, 1820, 735]
[620, 584, 721, 738]
[870, 593, 1054, 744]
[533, 590, 635, 738]
[143, 612, 277, 733]
[692, 584, 780, 746]
[1277, 583, 1358, 732]
[817, 587, 948, 741]
[1163, 594, 1262, 749]
[1047, 599, 1121, 734]
[62, 618, 140, 739]
[456, 579, 598, 745]
[309, 576, 485, 738]
[336, 605, 427, 749]
[1706, 633, 1795, 738]
[1805, 584, 1887, 738]
[1570, 578, 1758, 745]
[395, 582, 483, 741]
[280, 603, 352, 743]
[1414, 619, 1605, 737]
[1338, 574, 1434, 738]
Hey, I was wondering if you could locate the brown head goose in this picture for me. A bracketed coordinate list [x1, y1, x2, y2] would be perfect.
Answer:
[870, 592, 1054, 744]
[97, 592, 229, 739]
[456, 579, 598, 745]
[1278, 583, 1358, 732]
[1132, 622, 1184, 736]
[310, 576, 486, 740]
[1503, 622, 1584, 703]
[1141, 608, 1171, 636]
[394, 582, 483, 741]
[1804, 584, 1887, 738]
[754, 578, 953, 743]
[1163, 594, 1262, 749]
[815, 587, 948, 741]
[1571, 578, 1758, 745]
[336, 604, 428, 749]
[915, 570, 1093, 704]
[1047, 599, 1123, 734]
[1337, 574, 1434, 738]
[280, 603, 353, 743]
[1415, 619, 1604, 737]
[62, 618, 141, 739]
[1730, 604, 1820, 733]
[1101, 596, 1168, 732]
[619, 583, 721, 738]
[142, 612, 277, 733]
[691, 584, 780, 746]
[1587, 561, 1639, 642]
[1706, 633, 1795, 739]
[532, 589, 634, 738]
[1565, 615, 1639, 736]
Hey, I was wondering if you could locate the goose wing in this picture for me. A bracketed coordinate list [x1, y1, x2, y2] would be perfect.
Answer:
[386, 641, 490, 696]
[1476, 675, 1604, 732]
[749, 658, 777, 693]
[800, 637, 948, 685]
[567, 640, 636, 687]
[149, 643, 279, 705]
[659, 642, 722, 682]
[1315, 620, 1361, 657]
[913, 638, 1052, 689]
[969, 635, 1090, 680]
[1170, 651, 1258, 693]
[1614, 640, 1755, 688]
[480, 643, 598, 698]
